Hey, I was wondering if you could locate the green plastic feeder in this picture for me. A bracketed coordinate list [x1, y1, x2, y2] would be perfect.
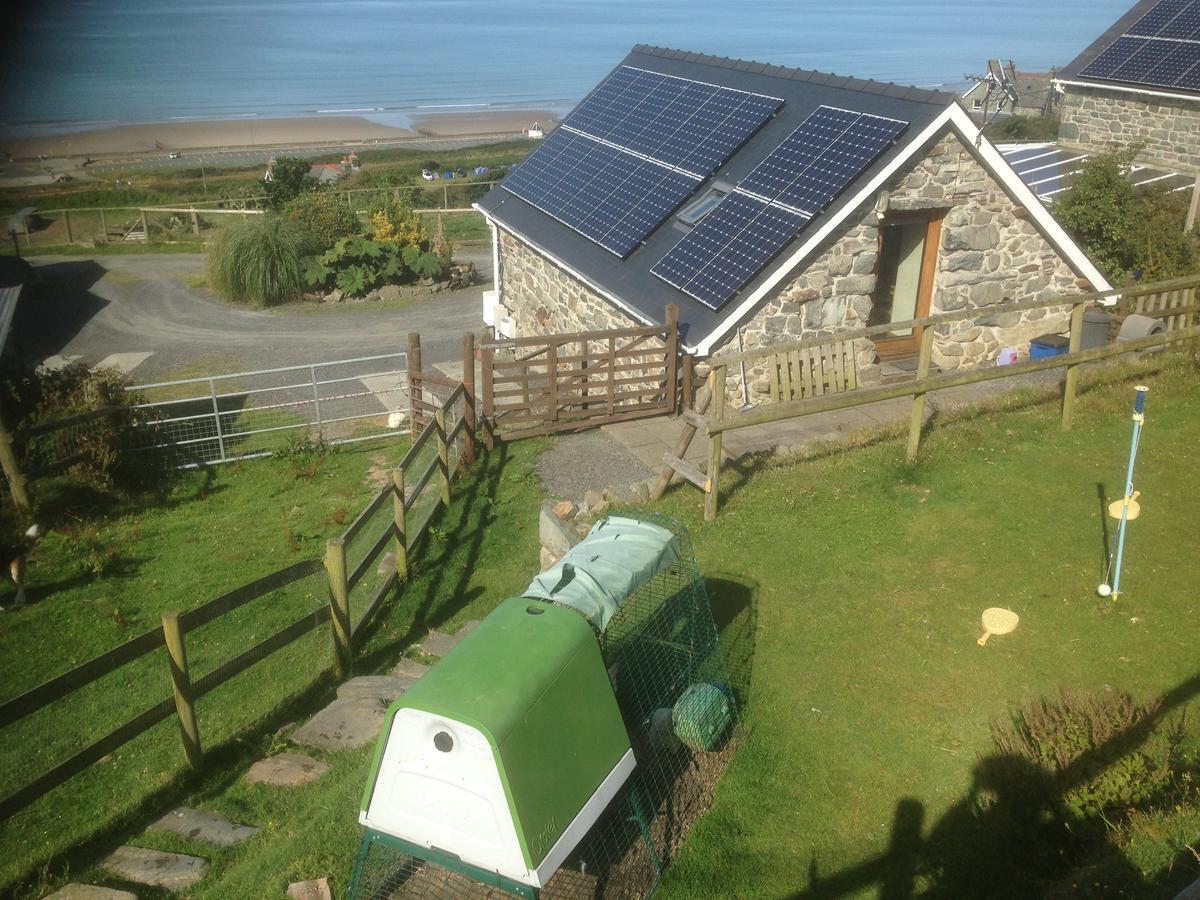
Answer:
[672, 683, 732, 752]
[359, 597, 635, 889]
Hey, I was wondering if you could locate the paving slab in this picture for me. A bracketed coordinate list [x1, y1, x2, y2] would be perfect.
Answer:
[244, 752, 330, 787]
[100, 846, 209, 890]
[147, 806, 260, 847]
[336, 675, 411, 704]
[45, 886, 137, 900]
[390, 658, 430, 683]
[288, 876, 334, 900]
[291, 697, 386, 751]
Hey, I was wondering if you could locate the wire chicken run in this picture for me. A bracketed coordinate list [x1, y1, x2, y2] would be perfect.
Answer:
[349, 512, 741, 899]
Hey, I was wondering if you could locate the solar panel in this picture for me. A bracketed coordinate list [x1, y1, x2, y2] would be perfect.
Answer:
[1079, 0, 1200, 91]
[651, 106, 908, 309]
[501, 65, 782, 257]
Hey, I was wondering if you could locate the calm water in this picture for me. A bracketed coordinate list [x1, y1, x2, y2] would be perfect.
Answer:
[1, 0, 1130, 133]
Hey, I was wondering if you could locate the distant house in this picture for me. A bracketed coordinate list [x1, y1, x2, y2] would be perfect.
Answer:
[308, 163, 343, 185]
[475, 46, 1109, 403]
[1055, 0, 1200, 172]
[962, 64, 1056, 118]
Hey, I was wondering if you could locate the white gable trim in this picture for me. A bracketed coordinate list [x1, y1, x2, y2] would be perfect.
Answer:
[1055, 78, 1200, 106]
[693, 102, 1112, 356]
[472, 203, 655, 330]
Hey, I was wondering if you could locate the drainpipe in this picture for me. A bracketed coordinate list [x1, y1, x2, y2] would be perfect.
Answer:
[489, 219, 502, 305]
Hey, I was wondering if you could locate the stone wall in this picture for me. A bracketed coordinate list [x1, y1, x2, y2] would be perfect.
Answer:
[495, 230, 638, 335]
[710, 129, 1087, 407]
[1059, 85, 1200, 171]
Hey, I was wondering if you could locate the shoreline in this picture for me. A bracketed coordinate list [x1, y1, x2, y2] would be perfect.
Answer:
[0, 109, 561, 161]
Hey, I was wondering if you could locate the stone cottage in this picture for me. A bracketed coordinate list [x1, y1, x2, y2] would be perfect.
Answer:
[1055, 0, 1200, 173]
[476, 46, 1110, 406]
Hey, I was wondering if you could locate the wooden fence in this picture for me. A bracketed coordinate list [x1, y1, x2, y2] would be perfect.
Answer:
[478, 305, 680, 444]
[0, 380, 472, 821]
[671, 275, 1200, 521]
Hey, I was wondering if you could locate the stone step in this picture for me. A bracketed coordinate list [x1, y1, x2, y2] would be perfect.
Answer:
[45, 886, 137, 900]
[100, 846, 209, 890]
[390, 657, 431, 683]
[336, 674, 411, 704]
[292, 697, 386, 751]
[244, 752, 330, 787]
[417, 620, 481, 658]
[147, 806, 260, 847]
[288, 877, 334, 899]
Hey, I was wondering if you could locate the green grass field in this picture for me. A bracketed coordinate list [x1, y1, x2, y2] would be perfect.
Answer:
[6, 355, 1199, 898]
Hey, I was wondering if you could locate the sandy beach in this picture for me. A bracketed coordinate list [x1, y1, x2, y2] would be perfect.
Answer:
[0, 109, 558, 161]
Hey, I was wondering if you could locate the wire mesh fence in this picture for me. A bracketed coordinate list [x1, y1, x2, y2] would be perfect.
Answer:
[349, 512, 743, 900]
[127, 352, 410, 467]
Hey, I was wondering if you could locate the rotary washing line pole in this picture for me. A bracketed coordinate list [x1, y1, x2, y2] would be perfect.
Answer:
[1099, 385, 1148, 601]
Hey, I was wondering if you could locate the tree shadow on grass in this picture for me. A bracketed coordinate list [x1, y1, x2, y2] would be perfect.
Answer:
[791, 671, 1200, 900]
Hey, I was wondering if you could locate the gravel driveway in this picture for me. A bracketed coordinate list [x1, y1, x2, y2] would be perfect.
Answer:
[8, 250, 490, 380]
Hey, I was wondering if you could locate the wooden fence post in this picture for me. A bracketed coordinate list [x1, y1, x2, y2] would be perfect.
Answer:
[1061, 301, 1087, 431]
[0, 415, 31, 514]
[905, 326, 937, 462]
[435, 407, 451, 507]
[99, 208, 107, 242]
[682, 354, 695, 412]
[665, 303, 680, 413]
[324, 538, 352, 678]
[393, 467, 408, 580]
[462, 332, 476, 464]
[547, 344, 559, 424]
[705, 366, 727, 522]
[139, 210, 149, 240]
[191, 210, 200, 236]
[63, 210, 73, 244]
[481, 326, 495, 451]
[407, 333, 422, 433]
[162, 612, 202, 768]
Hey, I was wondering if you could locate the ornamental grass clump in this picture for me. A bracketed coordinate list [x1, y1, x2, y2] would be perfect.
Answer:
[207, 214, 318, 307]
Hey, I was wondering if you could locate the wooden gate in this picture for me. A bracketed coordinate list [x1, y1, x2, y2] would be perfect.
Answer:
[479, 305, 680, 443]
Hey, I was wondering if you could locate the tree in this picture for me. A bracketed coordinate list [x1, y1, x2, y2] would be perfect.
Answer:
[1056, 146, 1197, 283]
[207, 215, 318, 306]
[264, 156, 313, 210]
[283, 191, 361, 248]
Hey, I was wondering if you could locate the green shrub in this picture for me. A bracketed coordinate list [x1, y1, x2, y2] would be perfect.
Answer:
[366, 193, 426, 246]
[305, 235, 443, 297]
[264, 156, 314, 210]
[1056, 146, 1199, 283]
[990, 688, 1181, 824]
[207, 214, 318, 306]
[283, 191, 361, 248]
[984, 114, 1060, 142]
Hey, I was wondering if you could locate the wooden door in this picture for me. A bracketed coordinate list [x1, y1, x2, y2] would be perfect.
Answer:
[870, 212, 944, 358]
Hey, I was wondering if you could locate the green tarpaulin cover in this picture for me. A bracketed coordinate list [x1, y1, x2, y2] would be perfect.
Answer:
[523, 516, 680, 632]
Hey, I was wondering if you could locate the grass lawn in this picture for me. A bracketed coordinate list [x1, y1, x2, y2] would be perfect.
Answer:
[7, 355, 1199, 898]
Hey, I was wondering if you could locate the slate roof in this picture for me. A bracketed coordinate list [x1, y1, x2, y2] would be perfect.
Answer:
[1058, 0, 1200, 98]
[477, 45, 960, 350]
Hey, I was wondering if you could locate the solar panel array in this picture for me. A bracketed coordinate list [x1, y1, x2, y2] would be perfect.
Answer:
[501, 66, 782, 257]
[652, 106, 907, 309]
[1078, 0, 1200, 91]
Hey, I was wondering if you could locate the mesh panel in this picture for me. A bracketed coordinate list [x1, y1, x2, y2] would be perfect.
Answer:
[349, 512, 738, 899]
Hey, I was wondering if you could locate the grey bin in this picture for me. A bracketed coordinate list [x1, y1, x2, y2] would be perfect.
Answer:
[1082, 309, 1113, 349]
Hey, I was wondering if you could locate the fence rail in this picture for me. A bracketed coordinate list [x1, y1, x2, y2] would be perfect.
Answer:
[0, 370, 473, 822]
[685, 276, 1200, 520]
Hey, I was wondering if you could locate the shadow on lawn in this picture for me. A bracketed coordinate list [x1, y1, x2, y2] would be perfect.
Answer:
[792, 671, 1200, 899]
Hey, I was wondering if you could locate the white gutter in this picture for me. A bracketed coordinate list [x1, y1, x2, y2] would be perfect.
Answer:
[1055, 78, 1200, 106]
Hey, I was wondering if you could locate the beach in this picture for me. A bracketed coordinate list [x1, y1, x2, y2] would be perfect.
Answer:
[0, 109, 558, 161]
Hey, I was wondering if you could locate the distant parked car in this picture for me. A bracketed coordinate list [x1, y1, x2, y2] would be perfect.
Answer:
[421, 169, 436, 181]
[169, 151, 181, 159]
[454, 167, 466, 178]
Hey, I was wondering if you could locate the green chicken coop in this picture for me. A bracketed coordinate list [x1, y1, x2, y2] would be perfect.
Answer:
[351, 513, 738, 899]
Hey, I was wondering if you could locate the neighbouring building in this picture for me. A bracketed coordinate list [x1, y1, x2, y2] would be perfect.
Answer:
[962, 63, 1056, 118]
[475, 46, 1110, 406]
[1055, 0, 1200, 173]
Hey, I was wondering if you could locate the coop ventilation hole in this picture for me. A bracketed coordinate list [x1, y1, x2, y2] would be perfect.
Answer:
[433, 731, 454, 753]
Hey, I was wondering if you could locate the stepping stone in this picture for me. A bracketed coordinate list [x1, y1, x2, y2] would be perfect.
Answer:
[336, 675, 410, 704]
[100, 846, 209, 890]
[46, 887, 137, 900]
[292, 697, 386, 751]
[417, 620, 481, 658]
[288, 877, 333, 900]
[244, 752, 330, 787]
[391, 658, 430, 683]
[148, 807, 260, 847]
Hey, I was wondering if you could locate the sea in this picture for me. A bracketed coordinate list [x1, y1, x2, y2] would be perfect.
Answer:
[0, 0, 1132, 136]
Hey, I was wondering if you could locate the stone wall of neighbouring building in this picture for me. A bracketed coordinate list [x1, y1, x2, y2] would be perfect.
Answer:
[709, 129, 1088, 407]
[495, 230, 639, 335]
[1059, 85, 1200, 171]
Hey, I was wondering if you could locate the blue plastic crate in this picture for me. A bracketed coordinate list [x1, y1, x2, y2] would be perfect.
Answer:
[1030, 334, 1070, 360]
